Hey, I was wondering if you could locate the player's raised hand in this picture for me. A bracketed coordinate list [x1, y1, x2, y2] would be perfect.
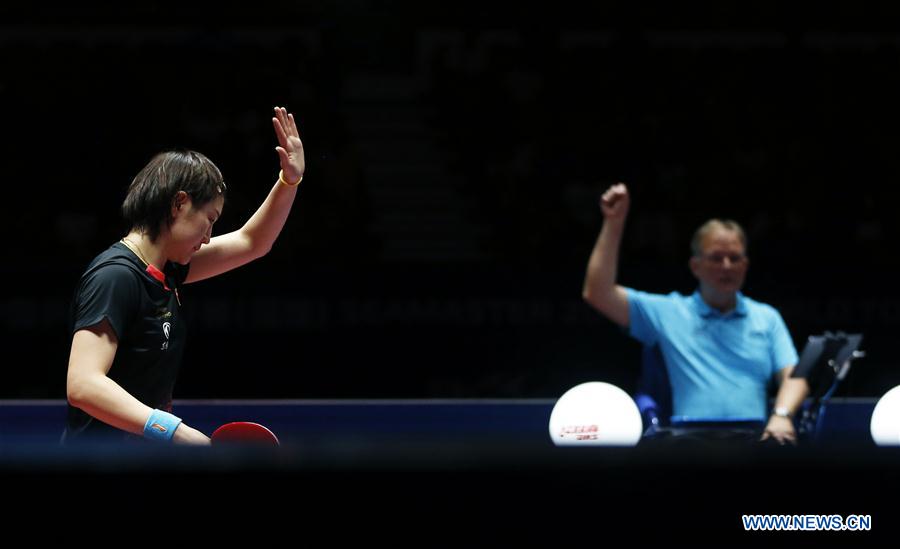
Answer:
[272, 106, 305, 185]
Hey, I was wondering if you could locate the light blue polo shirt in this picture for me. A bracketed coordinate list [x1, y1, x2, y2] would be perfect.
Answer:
[626, 288, 799, 421]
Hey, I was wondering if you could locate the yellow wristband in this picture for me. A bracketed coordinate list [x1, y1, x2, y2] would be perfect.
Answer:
[279, 170, 302, 187]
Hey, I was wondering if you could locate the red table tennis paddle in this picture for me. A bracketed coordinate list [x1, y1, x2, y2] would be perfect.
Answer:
[211, 422, 280, 446]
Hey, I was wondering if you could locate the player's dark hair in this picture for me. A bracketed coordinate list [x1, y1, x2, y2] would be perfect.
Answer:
[121, 150, 226, 242]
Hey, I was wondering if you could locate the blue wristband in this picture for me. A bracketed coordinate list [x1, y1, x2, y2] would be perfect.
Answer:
[143, 409, 182, 442]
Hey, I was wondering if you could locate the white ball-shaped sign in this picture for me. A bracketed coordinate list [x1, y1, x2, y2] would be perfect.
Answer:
[871, 385, 900, 446]
[549, 381, 643, 446]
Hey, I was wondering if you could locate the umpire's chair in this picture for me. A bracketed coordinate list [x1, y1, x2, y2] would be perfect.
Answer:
[793, 332, 865, 442]
[635, 332, 865, 443]
[634, 344, 672, 437]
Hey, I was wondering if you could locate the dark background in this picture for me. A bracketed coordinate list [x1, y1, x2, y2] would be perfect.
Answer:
[2, 2, 898, 400]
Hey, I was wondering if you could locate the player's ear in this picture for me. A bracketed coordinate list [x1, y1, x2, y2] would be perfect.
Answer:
[171, 191, 190, 217]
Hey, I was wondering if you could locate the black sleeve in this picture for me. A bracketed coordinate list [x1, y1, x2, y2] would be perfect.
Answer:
[73, 264, 141, 340]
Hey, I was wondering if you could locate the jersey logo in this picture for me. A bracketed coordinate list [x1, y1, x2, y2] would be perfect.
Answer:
[162, 322, 171, 350]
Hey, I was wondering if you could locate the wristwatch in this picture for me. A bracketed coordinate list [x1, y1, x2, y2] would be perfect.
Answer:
[773, 406, 792, 418]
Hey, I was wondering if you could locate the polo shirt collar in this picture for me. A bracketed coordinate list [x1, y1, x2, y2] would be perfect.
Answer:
[692, 290, 748, 318]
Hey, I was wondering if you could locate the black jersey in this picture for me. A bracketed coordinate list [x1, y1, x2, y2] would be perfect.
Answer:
[62, 242, 190, 443]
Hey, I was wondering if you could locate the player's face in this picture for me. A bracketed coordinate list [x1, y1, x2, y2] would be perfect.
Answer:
[170, 195, 224, 264]
[689, 228, 748, 295]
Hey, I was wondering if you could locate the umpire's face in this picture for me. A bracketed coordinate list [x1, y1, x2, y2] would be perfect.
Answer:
[688, 228, 748, 297]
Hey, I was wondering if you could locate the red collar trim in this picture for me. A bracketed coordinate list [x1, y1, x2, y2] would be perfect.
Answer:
[145, 264, 171, 291]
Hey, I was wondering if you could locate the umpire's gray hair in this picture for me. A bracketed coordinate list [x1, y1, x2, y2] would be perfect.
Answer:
[690, 219, 747, 256]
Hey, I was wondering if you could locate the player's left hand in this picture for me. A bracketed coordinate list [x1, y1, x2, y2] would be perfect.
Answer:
[760, 415, 797, 445]
[272, 106, 305, 184]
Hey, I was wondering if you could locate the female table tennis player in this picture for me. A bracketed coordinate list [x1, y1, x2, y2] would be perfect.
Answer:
[63, 106, 304, 445]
